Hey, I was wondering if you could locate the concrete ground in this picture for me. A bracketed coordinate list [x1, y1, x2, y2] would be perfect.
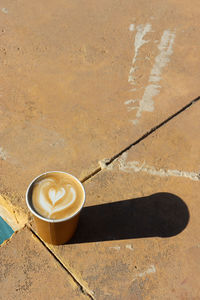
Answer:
[0, 0, 200, 299]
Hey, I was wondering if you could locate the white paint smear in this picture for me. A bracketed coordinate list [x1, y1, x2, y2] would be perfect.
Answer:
[128, 24, 152, 85]
[124, 99, 136, 105]
[124, 99, 139, 112]
[126, 244, 134, 251]
[132, 265, 156, 282]
[2, 8, 8, 14]
[109, 246, 121, 250]
[138, 265, 156, 278]
[117, 152, 199, 181]
[126, 27, 176, 124]
[133, 30, 176, 122]
[129, 24, 135, 32]
[0, 147, 7, 160]
[102, 153, 200, 181]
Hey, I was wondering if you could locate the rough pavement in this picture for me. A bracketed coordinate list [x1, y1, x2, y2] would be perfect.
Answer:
[0, 0, 200, 299]
[0, 226, 88, 300]
[47, 102, 200, 299]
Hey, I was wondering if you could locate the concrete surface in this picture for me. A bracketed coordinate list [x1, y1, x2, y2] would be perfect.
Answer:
[0, 0, 200, 299]
[46, 102, 200, 299]
[0, 226, 87, 300]
[0, 0, 200, 214]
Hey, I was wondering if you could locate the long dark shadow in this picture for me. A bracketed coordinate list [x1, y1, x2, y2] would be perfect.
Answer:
[69, 193, 189, 244]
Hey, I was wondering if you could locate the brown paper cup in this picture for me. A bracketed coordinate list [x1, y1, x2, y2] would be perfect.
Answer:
[26, 171, 85, 245]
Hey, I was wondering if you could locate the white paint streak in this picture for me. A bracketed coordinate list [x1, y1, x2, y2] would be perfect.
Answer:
[132, 265, 156, 282]
[124, 99, 136, 105]
[2, 8, 8, 14]
[135, 84, 160, 117]
[126, 27, 176, 124]
[124, 99, 139, 111]
[0, 147, 7, 160]
[49, 138, 65, 147]
[129, 24, 135, 31]
[126, 244, 134, 251]
[116, 152, 199, 181]
[132, 119, 139, 125]
[109, 246, 121, 250]
[138, 265, 156, 278]
[135, 30, 176, 120]
[128, 24, 152, 85]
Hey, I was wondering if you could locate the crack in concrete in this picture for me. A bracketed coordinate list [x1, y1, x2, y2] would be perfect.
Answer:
[28, 226, 95, 300]
[80, 167, 101, 183]
[2, 96, 198, 297]
[81, 95, 200, 183]
[107, 95, 200, 166]
[1, 225, 95, 298]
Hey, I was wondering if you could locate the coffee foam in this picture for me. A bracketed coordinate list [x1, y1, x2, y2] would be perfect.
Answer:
[32, 173, 84, 220]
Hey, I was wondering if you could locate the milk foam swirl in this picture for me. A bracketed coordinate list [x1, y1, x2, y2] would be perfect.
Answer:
[32, 176, 77, 219]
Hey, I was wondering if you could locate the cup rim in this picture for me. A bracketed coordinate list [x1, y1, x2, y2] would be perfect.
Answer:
[26, 171, 86, 223]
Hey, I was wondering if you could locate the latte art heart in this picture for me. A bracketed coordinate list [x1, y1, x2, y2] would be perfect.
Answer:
[32, 173, 83, 220]
[37, 180, 76, 218]
[48, 187, 66, 205]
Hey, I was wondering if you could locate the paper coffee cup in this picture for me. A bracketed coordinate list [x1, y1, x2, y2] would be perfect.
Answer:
[26, 171, 85, 245]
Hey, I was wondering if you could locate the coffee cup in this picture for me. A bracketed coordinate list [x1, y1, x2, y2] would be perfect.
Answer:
[26, 171, 85, 245]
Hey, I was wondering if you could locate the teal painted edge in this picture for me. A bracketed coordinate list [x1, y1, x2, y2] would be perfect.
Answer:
[0, 216, 14, 244]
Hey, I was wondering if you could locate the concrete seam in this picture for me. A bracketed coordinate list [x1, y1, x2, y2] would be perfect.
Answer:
[81, 167, 101, 183]
[107, 95, 200, 165]
[82, 95, 200, 183]
[28, 226, 95, 300]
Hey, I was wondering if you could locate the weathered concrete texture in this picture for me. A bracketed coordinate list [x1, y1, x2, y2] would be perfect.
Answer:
[0, 195, 28, 231]
[0, 1, 200, 298]
[0, 0, 200, 214]
[0, 226, 87, 300]
[46, 103, 200, 299]
[109, 101, 200, 175]
[48, 178, 200, 299]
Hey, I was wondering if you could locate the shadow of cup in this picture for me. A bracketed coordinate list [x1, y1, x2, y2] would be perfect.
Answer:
[69, 192, 189, 244]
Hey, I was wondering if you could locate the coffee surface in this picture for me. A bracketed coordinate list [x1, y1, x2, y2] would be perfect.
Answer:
[32, 172, 84, 220]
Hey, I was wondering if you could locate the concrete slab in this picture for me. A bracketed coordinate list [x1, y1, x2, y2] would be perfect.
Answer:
[0, 0, 200, 214]
[0, 226, 87, 299]
[46, 103, 200, 299]
[110, 101, 200, 174]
